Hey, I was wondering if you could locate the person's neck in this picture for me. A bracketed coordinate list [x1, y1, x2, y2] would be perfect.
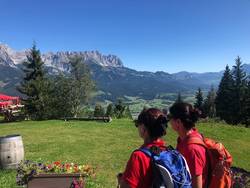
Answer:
[179, 128, 194, 140]
[144, 137, 160, 145]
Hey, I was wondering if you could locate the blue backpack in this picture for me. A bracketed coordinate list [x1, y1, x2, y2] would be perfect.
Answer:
[139, 146, 192, 188]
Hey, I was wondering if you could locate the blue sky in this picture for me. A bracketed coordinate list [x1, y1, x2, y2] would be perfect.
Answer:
[1, 0, 250, 73]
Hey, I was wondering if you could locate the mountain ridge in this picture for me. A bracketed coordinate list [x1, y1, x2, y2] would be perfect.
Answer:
[1, 44, 250, 101]
[0, 43, 124, 69]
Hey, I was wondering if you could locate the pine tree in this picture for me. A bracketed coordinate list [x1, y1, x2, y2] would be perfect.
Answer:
[94, 104, 105, 117]
[241, 79, 250, 127]
[114, 99, 126, 118]
[17, 44, 48, 120]
[215, 65, 235, 124]
[194, 88, 204, 111]
[231, 56, 248, 124]
[175, 92, 183, 103]
[46, 74, 74, 118]
[106, 103, 114, 117]
[69, 57, 95, 117]
[124, 106, 133, 119]
[203, 86, 216, 118]
[46, 57, 95, 119]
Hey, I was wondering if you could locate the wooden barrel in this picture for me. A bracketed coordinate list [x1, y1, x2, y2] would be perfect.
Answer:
[0, 134, 24, 169]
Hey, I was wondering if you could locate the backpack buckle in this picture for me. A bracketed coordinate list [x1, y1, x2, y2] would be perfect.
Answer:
[149, 146, 161, 156]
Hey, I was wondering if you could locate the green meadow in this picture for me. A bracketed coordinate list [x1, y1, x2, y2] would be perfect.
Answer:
[0, 119, 249, 188]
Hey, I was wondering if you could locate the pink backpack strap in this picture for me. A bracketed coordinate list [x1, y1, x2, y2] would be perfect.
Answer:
[186, 135, 207, 148]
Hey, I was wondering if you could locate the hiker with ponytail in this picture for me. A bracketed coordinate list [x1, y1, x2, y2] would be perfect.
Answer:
[117, 108, 168, 188]
[169, 102, 208, 188]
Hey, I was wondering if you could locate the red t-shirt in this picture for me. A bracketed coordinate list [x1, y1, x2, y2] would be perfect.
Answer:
[122, 139, 166, 188]
[176, 128, 208, 187]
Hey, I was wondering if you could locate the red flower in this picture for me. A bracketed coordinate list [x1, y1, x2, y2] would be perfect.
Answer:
[47, 164, 52, 169]
[53, 161, 61, 166]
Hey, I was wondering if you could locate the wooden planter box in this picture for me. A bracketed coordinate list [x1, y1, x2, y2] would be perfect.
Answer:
[27, 173, 85, 188]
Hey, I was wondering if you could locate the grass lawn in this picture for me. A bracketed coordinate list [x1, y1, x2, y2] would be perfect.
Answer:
[0, 119, 250, 188]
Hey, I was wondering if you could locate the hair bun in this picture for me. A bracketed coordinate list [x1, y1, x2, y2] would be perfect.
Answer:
[137, 108, 167, 138]
[156, 115, 168, 127]
[190, 108, 201, 122]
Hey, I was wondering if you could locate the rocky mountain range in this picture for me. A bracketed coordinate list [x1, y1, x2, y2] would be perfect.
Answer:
[0, 44, 249, 101]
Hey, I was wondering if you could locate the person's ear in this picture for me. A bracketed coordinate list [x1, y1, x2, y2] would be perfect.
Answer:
[175, 119, 183, 130]
[141, 125, 146, 134]
[176, 119, 181, 124]
[141, 124, 148, 136]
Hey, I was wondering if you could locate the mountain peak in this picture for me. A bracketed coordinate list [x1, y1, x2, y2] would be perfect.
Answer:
[0, 43, 13, 55]
[0, 44, 124, 69]
[0, 43, 16, 67]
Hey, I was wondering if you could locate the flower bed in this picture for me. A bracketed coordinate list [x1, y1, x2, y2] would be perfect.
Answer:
[231, 166, 250, 188]
[16, 160, 95, 187]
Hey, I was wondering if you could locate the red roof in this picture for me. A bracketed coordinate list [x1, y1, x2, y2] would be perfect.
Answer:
[0, 93, 19, 101]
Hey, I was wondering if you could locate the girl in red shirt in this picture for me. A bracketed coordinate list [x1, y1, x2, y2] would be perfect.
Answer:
[117, 108, 168, 188]
[168, 102, 208, 188]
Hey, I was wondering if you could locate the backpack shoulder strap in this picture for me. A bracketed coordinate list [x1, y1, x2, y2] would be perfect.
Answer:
[187, 135, 211, 188]
[138, 148, 153, 158]
[138, 145, 169, 157]
[186, 135, 207, 148]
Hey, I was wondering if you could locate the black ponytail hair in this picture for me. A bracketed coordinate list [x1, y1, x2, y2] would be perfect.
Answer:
[169, 102, 201, 130]
[137, 108, 168, 139]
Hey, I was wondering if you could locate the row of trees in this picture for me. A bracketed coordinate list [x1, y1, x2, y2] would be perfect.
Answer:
[18, 44, 95, 120]
[189, 56, 250, 126]
[94, 100, 132, 119]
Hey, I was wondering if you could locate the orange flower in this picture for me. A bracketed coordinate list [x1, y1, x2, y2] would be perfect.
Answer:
[74, 166, 79, 173]
[65, 163, 71, 169]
